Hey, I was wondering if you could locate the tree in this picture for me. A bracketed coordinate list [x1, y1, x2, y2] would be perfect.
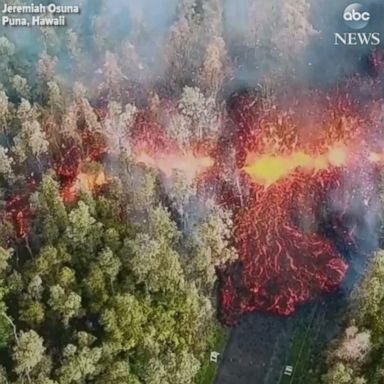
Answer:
[18, 274, 45, 327]
[322, 362, 354, 384]
[103, 51, 123, 97]
[333, 327, 371, 364]
[194, 203, 237, 266]
[48, 285, 82, 326]
[0, 247, 12, 274]
[128, 234, 184, 293]
[127, 205, 184, 293]
[13, 330, 46, 379]
[20, 299, 45, 326]
[101, 294, 146, 351]
[62, 104, 79, 140]
[56, 343, 102, 384]
[270, 0, 317, 61]
[97, 247, 121, 288]
[354, 251, 384, 334]
[0, 146, 14, 180]
[47, 81, 64, 114]
[84, 263, 109, 312]
[85, 247, 121, 312]
[0, 303, 12, 349]
[12, 74, 31, 98]
[199, 36, 227, 96]
[72, 82, 101, 133]
[81, 98, 101, 133]
[13, 119, 49, 163]
[30, 246, 61, 279]
[65, 201, 102, 252]
[17, 98, 37, 122]
[187, 203, 237, 291]
[166, 0, 203, 89]
[37, 53, 57, 81]
[27, 120, 49, 159]
[179, 86, 218, 139]
[166, 111, 192, 148]
[0, 365, 10, 384]
[30, 174, 68, 244]
[166, 350, 200, 384]
[0, 89, 9, 136]
[96, 360, 139, 384]
[143, 358, 168, 384]
[144, 351, 200, 384]
[105, 101, 137, 152]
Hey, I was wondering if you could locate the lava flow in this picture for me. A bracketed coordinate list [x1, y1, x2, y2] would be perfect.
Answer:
[243, 144, 349, 186]
[216, 90, 382, 325]
[5, 85, 383, 326]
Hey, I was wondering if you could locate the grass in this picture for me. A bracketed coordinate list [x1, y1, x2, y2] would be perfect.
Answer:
[279, 305, 318, 384]
[194, 323, 229, 384]
[280, 329, 308, 384]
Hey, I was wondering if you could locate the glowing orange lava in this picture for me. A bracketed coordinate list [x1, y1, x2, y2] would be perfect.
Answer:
[242, 144, 372, 186]
[217, 89, 381, 324]
[5, 89, 382, 327]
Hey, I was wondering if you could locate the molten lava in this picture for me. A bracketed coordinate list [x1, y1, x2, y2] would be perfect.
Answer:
[216, 90, 381, 325]
[242, 144, 383, 186]
[219, 169, 350, 323]
[5, 88, 382, 326]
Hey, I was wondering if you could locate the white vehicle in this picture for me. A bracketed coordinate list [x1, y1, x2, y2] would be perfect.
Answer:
[284, 365, 294, 376]
[210, 351, 221, 364]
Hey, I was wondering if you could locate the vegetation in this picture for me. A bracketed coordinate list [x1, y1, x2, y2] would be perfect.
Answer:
[316, 246, 384, 384]
[1, 0, 366, 383]
[194, 324, 228, 384]
[280, 307, 317, 384]
[0, 0, 251, 382]
[0, 168, 237, 383]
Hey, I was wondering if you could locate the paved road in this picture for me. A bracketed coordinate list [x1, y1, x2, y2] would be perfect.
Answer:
[214, 312, 297, 384]
[214, 247, 370, 384]
[214, 293, 349, 384]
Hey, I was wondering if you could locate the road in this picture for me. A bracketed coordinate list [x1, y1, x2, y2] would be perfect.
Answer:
[214, 245, 371, 384]
[214, 311, 297, 384]
[214, 293, 348, 384]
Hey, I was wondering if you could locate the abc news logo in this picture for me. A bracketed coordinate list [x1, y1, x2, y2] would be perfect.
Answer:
[334, 3, 380, 46]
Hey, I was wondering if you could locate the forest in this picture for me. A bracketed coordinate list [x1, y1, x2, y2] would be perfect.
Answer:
[0, 0, 239, 382]
[1, 0, 384, 383]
